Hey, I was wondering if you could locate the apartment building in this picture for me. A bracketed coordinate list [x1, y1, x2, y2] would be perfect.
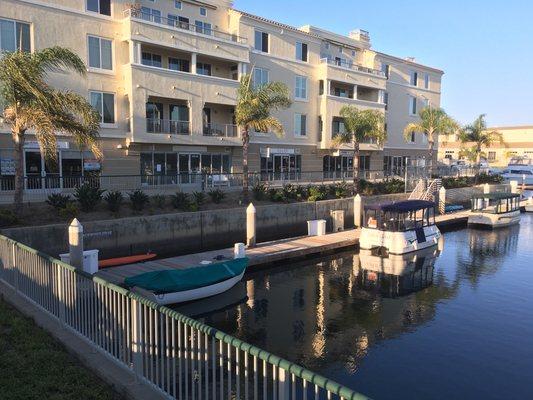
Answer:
[438, 125, 533, 167]
[0, 0, 443, 189]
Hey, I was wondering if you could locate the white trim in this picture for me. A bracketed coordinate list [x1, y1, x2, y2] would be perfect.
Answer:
[87, 34, 114, 73]
[325, 95, 386, 109]
[8, 0, 115, 22]
[89, 90, 117, 127]
[323, 60, 387, 82]
[386, 80, 441, 95]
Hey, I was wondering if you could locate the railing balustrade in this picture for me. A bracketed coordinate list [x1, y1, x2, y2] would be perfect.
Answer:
[146, 118, 190, 135]
[203, 123, 238, 138]
[321, 58, 385, 77]
[0, 235, 369, 400]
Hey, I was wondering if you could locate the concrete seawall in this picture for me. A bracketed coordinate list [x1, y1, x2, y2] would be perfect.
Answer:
[2, 193, 408, 258]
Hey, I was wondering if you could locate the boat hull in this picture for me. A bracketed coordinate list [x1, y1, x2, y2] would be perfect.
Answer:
[525, 205, 533, 213]
[467, 210, 521, 228]
[134, 269, 246, 305]
[360, 225, 441, 255]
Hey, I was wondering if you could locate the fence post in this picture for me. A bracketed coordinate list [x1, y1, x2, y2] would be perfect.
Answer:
[246, 203, 256, 248]
[69, 218, 84, 270]
[354, 194, 363, 228]
[438, 187, 446, 215]
[483, 183, 490, 194]
[278, 368, 290, 400]
[11, 242, 19, 292]
[56, 263, 66, 326]
[130, 298, 145, 381]
[510, 180, 518, 194]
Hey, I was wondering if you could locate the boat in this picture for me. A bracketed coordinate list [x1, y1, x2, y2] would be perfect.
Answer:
[98, 253, 157, 269]
[124, 257, 249, 305]
[468, 192, 521, 228]
[359, 200, 441, 255]
[525, 197, 533, 212]
[501, 156, 533, 186]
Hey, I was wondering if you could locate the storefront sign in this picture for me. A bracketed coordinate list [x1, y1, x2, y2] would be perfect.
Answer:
[25, 141, 70, 150]
[83, 159, 101, 171]
[260, 148, 299, 158]
[333, 150, 355, 157]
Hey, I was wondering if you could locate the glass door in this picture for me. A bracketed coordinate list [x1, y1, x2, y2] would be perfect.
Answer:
[179, 154, 190, 184]
[190, 154, 200, 184]
[25, 151, 42, 189]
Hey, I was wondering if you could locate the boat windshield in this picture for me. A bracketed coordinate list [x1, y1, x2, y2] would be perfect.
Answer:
[364, 207, 435, 232]
[471, 195, 520, 214]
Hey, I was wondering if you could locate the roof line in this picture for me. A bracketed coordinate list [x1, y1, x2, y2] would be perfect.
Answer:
[377, 51, 444, 74]
[488, 125, 533, 130]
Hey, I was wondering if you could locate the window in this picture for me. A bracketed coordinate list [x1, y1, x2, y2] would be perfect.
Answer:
[294, 114, 307, 136]
[351, 50, 356, 57]
[169, 57, 190, 72]
[0, 19, 30, 52]
[90, 91, 115, 124]
[332, 119, 346, 135]
[175, 1, 182, 9]
[168, 15, 189, 29]
[410, 71, 418, 86]
[325, 43, 330, 50]
[424, 73, 430, 89]
[197, 62, 211, 76]
[254, 30, 269, 53]
[253, 68, 269, 87]
[87, 0, 111, 16]
[488, 151, 496, 162]
[409, 96, 417, 115]
[141, 7, 161, 23]
[296, 42, 308, 62]
[200, 7, 207, 16]
[408, 132, 416, 143]
[195, 20, 212, 35]
[88, 36, 112, 70]
[141, 52, 162, 68]
[423, 98, 430, 108]
[295, 76, 308, 100]
[383, 92, 389, 110]
[381, 63, 390, 79]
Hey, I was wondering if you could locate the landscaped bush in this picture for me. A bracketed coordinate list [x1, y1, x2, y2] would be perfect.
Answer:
[152, 194, 166, 208]
[442, 173, 503, 189]
[104, 191, 123, 212]
[359, 179, 405, 195]
[128, 190, 149, 211]
[333, 182, 350, 198]
[252, 182, 268, 200]
[208, 189, 225, 204]
[74, 184, 105, 212]
[0, 209, 19, 227]
[192, 191, 205, 206]
[46, 193, 71, 210]
[171, 192, 192, 211]
[308, 185, 328, 202]
[59, 202, 79, 219]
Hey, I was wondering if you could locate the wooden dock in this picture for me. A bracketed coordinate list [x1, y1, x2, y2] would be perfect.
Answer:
[96, 229, 359, 285]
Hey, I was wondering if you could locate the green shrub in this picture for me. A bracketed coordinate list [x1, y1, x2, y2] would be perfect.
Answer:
[104, 191, 123, 212]
[252, 182, 267, 200]
[208, 189, 225, 204]
[0, 209, 19, 227]
[334, 182, 350, 198]
[171, 192, 191, 210]
[46, 193, 71, 210]
[74, 184, 104, 212]
[128, 190, 149, 211]
[192, 191, 205, 206]
[152, 194, 166, 208]
[308, 185, 327, 202]
[59, 202, 79, 219]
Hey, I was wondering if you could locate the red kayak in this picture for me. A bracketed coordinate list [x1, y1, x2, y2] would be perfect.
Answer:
[98, 253, 157, 269]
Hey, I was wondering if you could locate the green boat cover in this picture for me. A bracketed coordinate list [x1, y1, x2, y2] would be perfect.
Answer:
[124, 258, 248, 294]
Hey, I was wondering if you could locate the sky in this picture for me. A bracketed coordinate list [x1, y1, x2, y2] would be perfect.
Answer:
[234, 0, 533, 127]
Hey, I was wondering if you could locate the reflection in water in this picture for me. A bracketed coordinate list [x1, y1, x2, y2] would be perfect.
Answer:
[177, 216, 533, 400]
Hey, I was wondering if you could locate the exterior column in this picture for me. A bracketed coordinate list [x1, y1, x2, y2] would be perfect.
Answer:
[438, 186, 446, 215]
[237, 62, 244, 80]
[354, 194, 363, 228]
[353, 84, 358, 100]
[326, 79, 331, 96]
[191, 52, 197, 74]
[135, 42, 142, 64]
[246, 203, 256, 248]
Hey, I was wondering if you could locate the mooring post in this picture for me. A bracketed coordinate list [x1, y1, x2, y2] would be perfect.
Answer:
[510, 180, 518, 194]
[483, 183, 490, 194]
[438, 186, 446, 215]
[69, 218, 84, 270]
[246, 203, 256, 248]
[354, 194, 363, 228]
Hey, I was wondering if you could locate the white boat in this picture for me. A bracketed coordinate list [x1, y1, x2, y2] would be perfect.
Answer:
[526, 198, 533, 213]
[360, 200, 442, 255]
[501, 157, 533, 186]
[125, 258, 248, 305]
[468, 193, 521, 228]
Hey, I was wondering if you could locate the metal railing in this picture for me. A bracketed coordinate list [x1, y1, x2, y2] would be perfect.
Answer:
[321, 58, 385, 77]
[0, 235, 369, 400]
[146, 118, 190, 135]
[124, 8, 248, 44]
[203, 123, 239, 138]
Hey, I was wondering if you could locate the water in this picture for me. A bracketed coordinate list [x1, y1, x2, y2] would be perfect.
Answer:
[175, 214, 533, 400]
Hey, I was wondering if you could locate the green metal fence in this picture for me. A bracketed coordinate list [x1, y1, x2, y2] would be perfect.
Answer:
[0, 235, 370, 400]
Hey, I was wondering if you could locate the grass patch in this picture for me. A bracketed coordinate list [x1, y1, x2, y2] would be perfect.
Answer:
[0, 297, 123, 400]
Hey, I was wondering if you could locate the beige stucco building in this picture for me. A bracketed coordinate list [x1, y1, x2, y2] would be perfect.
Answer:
[0, 0, 443, 188]
[438, 126, 533, 167]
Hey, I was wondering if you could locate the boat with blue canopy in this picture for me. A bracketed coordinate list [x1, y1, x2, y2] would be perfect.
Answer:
[125, 257, 249, 305]
[360, 200, 441, 255]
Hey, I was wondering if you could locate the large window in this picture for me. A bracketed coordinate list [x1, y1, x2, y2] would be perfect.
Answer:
[169, 57, 189, 72]
[295, 76, 308, 100]
[409, 96, 417, 116]
[197, 62, 211, 76]
[254, 30, 269, 53]
[195, 20, 212, 35]
[260, 153, 301, 180]
[253, 68, 269, 87]
[381, 63, 390, 78]
[90, 91, 115, 124]
[296, 42, 308, 62]
[140, 7, 161, 23]
[294, 114, 307, 137]
[88, 36, 112, 70]
[141, 52, 162, 68]
[87, 0, 111, 16]
[424, 73, 430, 89]
[0, 19, 30, 52]
[383, 92, 389, 110]
[410, 71, 418, 86]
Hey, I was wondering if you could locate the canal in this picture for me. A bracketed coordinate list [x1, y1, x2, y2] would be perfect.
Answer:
[175, 214, 533, 400]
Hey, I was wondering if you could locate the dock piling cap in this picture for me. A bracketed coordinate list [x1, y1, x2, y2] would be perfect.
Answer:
[69, 218, 83, 231]
[247, 203, 256, 213]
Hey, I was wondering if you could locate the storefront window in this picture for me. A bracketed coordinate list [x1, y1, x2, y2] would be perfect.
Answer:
[260, 154, 301, 180]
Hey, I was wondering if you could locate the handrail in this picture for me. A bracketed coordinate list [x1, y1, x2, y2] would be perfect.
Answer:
[124, 8, 247, 44]
[321, 58, 385, 77]
[146, 118, 190, 135]
[203, 122, 238, 137]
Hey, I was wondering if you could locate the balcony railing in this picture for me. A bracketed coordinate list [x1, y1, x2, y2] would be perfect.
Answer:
[321, 58, 385, 77]
[203, 123, 238, 138]
[124, 8, 247, 44]
[146, 118, 190, 135]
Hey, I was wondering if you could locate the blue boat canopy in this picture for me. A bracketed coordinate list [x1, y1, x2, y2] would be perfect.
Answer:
[365, 200, 435, 213]
[124, 258, 248, 295]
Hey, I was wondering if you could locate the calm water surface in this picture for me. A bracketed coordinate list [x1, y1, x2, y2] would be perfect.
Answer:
[175, 214, 533, 400]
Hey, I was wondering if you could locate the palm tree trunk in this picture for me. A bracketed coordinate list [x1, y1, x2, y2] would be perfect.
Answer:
[474, 144, 481, 184]
[353, 141, 360, 195]
[13, 128, 26, 214]
[428, 140, 434, 179]
[242, 128, 250, 202]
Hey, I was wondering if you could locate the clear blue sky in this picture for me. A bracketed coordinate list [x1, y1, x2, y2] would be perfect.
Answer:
[234, 0, 532, 127]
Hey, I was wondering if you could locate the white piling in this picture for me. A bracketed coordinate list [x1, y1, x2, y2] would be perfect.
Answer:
[234, 243, 246, 259]
[354, 195, 363, 228]
[483, 183, 490, 194]
[68, 218, 84, 270]
[246, 203, 256, 248]
[510, 180, 518, 194]
[438, 186, 446, 215]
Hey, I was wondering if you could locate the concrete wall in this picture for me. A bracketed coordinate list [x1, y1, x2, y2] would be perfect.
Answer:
[2, 193, 408, 259]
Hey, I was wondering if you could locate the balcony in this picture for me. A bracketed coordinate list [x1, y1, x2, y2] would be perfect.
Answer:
[203, 123, 238, 138]
[146, 118, 190, 135]
[124, 8, 247, 44]
[320, 58, 385, 78]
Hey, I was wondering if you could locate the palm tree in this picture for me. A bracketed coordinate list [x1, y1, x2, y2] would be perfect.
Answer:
[403, 106, 458, 173]
[458, 114, 503, 181]
[332, 106, 386, 194]
[235, 73, 291, 199]
[0, 47, 101, 212]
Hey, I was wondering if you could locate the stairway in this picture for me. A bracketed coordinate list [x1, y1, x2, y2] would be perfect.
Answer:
[409, 178, 442, 202]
